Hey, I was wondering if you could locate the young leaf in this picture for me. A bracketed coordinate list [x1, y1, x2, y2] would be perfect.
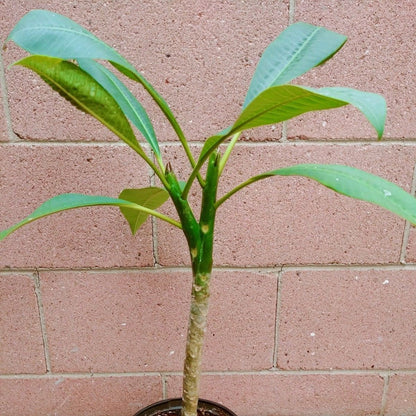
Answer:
[196, 84, 385, 176]
[119, 187, 169, 234]
[78, 58, 161, 159]
[0, 193, 179, 241]
[236, 85, 386, 138]
[244, 22, 347, 108]
[196, 85, 347, 170]
[7, 9, 189, 163]
[15, 55, 142, 154]
[220, 164, 416, 224]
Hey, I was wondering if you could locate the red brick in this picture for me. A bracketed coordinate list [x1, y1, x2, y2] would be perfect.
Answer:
[0, 273, 45, 373]
[290, 0, 416, 140]
[1, 0, 288, 143]
[278, 269, 416, 370]
[40, 269, 276, 373]
[158, 143, 416, 266]
[385, 374, 416, 415]
[0, 144, 154, 268]
[166, 373, 384, 415]
[0, 375, 162, 416]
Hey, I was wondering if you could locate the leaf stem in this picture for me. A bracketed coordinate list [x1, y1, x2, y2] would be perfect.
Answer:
[182, 130, 234, 200]
[218, 132, 241, 176]
[127, 204, 182, 229]
[215, 171, 271, 208]
[117, 63, 204, 187]
[130, 143, 170, 189]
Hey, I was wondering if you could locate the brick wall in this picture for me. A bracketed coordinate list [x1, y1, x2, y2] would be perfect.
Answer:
[1, 1, 415, 415]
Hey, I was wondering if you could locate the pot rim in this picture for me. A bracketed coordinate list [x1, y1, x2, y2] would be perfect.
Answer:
[133, 397, 238, 416]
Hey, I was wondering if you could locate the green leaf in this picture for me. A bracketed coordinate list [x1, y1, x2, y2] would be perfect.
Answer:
[244, 22, 347, 108]
[237, 85, 346, 131]
[0, 193, 178, 241]
[197, 127, 232, 168]
[77, 58, 160, 159]
[236, 85, 386, 138]
[197, 85, 348, 168]
[119, 187, 169, 234]
[7, 9, 138, 75]
[308, 87, 386, 139]
[7, 9, 186, 153]
[198, 84, 385, 171]
[261, 164, 416, 224]
[15, 55, 142, 154]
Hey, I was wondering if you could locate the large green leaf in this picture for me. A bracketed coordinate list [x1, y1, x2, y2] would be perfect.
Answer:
[237, 85, 346, 132]
[77, 58, 160, 159]
[0, 193, 178, 241]
[119, 187, 169, 234]
[15, 55, 142, 154]
[7, 9, 185, 151]
[243, 22, 347, 108]
[7, 9, 139, 77]
[197, 84, 385, 174]
[237, 85, 386, 137]
[245, 164, 416, 224]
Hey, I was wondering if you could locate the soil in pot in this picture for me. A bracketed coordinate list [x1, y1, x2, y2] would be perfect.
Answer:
[133, 398, 237, 416]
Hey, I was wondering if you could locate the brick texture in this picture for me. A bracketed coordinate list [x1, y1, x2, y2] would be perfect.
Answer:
[0, 144, 154, 268]
[0, 60, 8, 142]
[158, 143, 415, 266]
[1, 0, 289, 143]
[40, 269, 276, 372]
[291, 0, 416, 140]
[0, 273, 45, 374]
[277, 269, 416, 370]
[385, 374, 416, 416]
[0, 376, 162, 416]
[1, 1, 415, 415]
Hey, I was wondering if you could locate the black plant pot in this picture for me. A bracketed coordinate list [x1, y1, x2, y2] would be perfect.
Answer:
[133, 398, 238, 416]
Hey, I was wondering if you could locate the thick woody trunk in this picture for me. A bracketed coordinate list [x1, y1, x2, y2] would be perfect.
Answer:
[181, 276, 211, 416]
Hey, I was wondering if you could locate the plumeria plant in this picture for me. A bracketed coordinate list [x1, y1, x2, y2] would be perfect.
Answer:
[2, 10, 416, 416]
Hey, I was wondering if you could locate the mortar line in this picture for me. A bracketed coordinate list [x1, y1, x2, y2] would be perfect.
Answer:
[161, 374, 168, 399]
[289, 0, 296, 24]
[0, 50, 16, 143]
[380, 374, 390, 416]
[3, 263, 416, 275]
[283, 0, 295, 143]
[1, 369, 415, 379]
[400, 161, 416, 263]
[281, 121, 288, 142]
[2, 139, 416, 148]
[149, 153, 161, 267]
[32, 269, 52, 373]
[272, 267, 284, 368]
[0, 372, 165, 379]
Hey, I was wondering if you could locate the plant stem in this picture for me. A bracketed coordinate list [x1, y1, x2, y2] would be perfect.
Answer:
[165, 153, 219, 416]
[181, 152, 219, 416]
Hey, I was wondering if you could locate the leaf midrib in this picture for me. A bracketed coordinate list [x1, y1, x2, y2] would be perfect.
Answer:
[33, 62, 137, 149]
[276, 165, 416, 222]
[270, 26, 321, 87]
[236, 86, 346, 132]
[12, 25, 125, 62]
[96, 63, 155, 143]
